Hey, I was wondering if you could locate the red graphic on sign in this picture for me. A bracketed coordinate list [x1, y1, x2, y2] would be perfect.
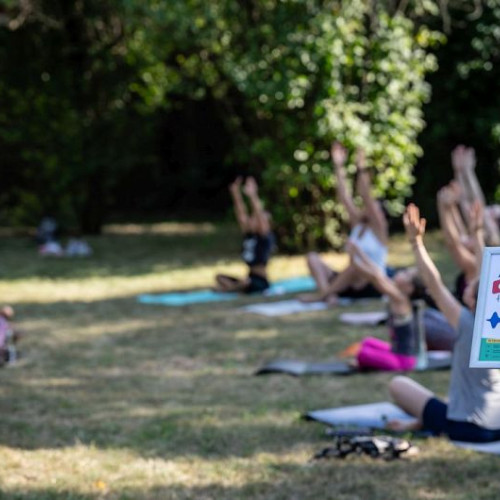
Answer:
[493, 279, 500, 294]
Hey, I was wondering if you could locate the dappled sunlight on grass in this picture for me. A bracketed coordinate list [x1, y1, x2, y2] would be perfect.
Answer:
[0, 226, 494, 500]
[103, 221, 217, 236]
[235, 328, 279, 340]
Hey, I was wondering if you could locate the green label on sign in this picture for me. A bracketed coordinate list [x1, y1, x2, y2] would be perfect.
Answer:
[479, 338, 500, 362]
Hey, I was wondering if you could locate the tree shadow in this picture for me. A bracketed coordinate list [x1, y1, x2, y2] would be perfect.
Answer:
[3, 453, 500, 500]
[0, 224, 242, 281]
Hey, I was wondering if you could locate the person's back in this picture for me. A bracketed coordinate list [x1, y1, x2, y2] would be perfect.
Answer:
[387, 203, 500, 442]
[448, 307, 500, 433]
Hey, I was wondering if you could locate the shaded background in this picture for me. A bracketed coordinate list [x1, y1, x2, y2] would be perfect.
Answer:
[1, 0, 499, 250]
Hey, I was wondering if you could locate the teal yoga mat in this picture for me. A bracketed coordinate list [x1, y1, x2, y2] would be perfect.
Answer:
[137, 276, 317, 306]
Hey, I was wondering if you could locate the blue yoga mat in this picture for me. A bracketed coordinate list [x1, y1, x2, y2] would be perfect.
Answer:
[137, 276, 317, 306]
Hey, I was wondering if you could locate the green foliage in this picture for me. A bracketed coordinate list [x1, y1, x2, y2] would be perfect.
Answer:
[1, 0, 499, 248]
[129, 0, 440, 251]
[415, 0, 500, 221]
[0, 0, 155, 232]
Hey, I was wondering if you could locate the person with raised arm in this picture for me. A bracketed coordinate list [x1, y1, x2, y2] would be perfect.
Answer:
[345, 240, 428, 371]
[387, 203, 500, 442]
[436, 181, 479, 303]
[301, 142, 389, 304]
[215, 176, 274, 294]
[451, 145, 500, 246]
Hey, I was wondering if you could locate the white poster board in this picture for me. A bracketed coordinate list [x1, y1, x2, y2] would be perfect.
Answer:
[470, 247, 500, 367]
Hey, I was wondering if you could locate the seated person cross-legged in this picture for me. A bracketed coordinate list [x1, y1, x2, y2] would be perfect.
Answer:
[301, 142, 388, 305]
[215, 176, 274, 294]
[345, 241, 430, 371]
[387, 203, 500, 443]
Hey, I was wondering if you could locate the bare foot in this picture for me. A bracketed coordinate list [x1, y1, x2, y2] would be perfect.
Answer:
[325, 294, 339, 306]
[386, 419, 420, 432]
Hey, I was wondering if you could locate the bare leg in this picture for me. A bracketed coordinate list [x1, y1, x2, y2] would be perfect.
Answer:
[306, 252, 336, 293]
[387, 375, 434, 431]
[215, 274, 249, 292]
[299, 253, 336, 302]
[324, 263, 370, 303]
[300, 259, 369, 304]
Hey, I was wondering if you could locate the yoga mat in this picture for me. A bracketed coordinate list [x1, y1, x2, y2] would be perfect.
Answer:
[242, 300, 329, 317]
[303, 401, 416, 429]
[255, 351, 452, 376]
[137, 276, 318, 306]
[138, 289, 238, 306]
[452, 440, 500, 455]
[264, 276, 317, 296]
[255, 359, 354, 376]
[304, 401, 500, 455]
[339, 311, 388, 326]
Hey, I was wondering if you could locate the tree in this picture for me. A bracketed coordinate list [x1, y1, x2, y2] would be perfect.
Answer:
[130, 0, 440, 251]
[0, 0, 155, 232]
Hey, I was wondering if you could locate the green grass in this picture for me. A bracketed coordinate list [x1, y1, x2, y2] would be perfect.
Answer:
[0, 223, 497, 500]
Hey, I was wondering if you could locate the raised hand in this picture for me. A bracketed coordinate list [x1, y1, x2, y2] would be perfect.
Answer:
[355, 147, 366, 170]
[437, 185, 456, 207]
[451, 145, 466, 174]
[463, 146, 476, 171]
[403, 204, 426, 243]
[331, 141, 347, 168]
[229, 176, 243, 193]
[243, 176, 258, 197]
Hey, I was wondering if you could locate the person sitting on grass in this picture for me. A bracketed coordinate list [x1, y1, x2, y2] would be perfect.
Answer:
[0, 305, 20, 365]
[215, 176, 274, 294]
[343, 241, 429, 371]
[301, 142, 388, 305]
[387, 203, 500, 442]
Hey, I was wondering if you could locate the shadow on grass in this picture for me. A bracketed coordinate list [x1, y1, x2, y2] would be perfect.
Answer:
[0, 225, 242, 281]
[0, 283, 446, 463]
[3, 454, 500, 500]
[0, 294, 351, 459]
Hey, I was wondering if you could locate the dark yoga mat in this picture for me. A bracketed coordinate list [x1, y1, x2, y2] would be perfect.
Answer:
[255, 359, 355, 376]
[255, 351, 452, 376]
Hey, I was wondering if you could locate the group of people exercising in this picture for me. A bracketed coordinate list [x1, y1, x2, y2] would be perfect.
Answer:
[215, 142, 500, 444]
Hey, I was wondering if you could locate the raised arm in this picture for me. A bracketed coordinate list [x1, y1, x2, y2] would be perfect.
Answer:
[243, 177, 271, 235]
[448, 180, 468, 236]
[451, 145, 473, 218]
[229, 177, 250, 232]
[436, 184, 477, 279]
[347, 241, 408, 313]
[331, 142, 361, 226]
[467, 200, 485, 273]
[355, 148, 388, 243]
[404, 204, 462, 328]
[460, 148, 500, 245]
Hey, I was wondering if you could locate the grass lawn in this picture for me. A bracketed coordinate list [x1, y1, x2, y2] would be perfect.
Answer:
[0, 222, 498, 500]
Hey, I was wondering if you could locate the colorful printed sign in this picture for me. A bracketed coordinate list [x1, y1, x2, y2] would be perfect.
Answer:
[470, 247, 500, 367]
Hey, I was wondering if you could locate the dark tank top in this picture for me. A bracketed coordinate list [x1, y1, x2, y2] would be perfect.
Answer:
[241, 232, 274, 267]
